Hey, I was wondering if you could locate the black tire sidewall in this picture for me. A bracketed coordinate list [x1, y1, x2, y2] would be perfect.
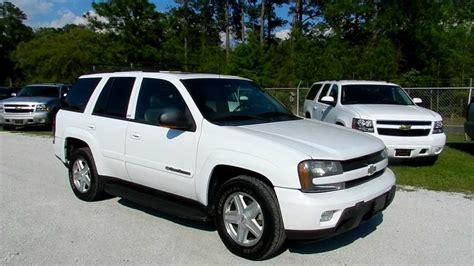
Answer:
[68, 148, 101, 201]
[215, 177, 281, 260]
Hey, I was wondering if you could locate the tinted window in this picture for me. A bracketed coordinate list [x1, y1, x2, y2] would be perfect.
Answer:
[317, 83, 331, 102]
[341, 85, 413, 105]
[468, 101, 474, 121]
[93, 77, 135, 118]
[306, 84, 322, 100]
[135, 78, 190, 125]
[62, 78, 101, 112]
[328, 84, 339, 101]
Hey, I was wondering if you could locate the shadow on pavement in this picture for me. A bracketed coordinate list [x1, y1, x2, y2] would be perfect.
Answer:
[446, 142, 474, 155]
[286, 213, 383, 255]
[117, 198, 216, 232]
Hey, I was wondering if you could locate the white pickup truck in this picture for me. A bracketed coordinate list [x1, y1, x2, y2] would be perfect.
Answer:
[304, 80, 446, 164]
[54, 72, 395, 259]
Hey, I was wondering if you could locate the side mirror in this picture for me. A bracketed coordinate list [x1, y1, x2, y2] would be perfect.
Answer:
[11, 93, 16, 97]
[413, 98, 423, 104]
[321, 96, 336, 106]
[62, 93, 68, 98]
[159, 108, 192, 131]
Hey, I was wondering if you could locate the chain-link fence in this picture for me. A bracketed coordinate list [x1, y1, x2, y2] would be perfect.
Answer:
[265, 79, 473, 125]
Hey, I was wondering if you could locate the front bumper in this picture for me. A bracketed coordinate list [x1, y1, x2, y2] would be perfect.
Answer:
[0, 111, 51, 126]
[276, 168, 396, 239]
[377, 133, 446, 158]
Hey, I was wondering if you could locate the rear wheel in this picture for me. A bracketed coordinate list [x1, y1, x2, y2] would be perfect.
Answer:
[214, 176, 285, 260]
[68, 147, 106, 201]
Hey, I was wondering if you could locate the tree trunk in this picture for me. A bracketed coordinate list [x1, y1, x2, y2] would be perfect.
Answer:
[225, 0, 230, 62]
[241, 0, 245, 42]
[293, 0, 303, 33]
[266, 1, 271, 41]
[260, 0, 265, 46]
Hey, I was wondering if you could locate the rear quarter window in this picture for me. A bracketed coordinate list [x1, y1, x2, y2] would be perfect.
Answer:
[306, 84, 323, 100]
[62, 78, 102, 113]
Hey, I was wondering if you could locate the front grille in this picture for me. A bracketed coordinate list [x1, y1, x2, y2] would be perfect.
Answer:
[377, 120, 432, 126]
[345, 169, 385, 189]
[341, 150, 385, 172]
[378, 128, 430, 136]
[4, 104, 34, 113]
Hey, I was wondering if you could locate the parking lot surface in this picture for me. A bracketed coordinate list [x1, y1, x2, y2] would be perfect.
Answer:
[1, 132, 473, 264]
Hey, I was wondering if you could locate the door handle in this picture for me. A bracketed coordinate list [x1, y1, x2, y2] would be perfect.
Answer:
[87, 124, 96, 130]
[131, 133, 141, 140]
[313, 106, 318, 110]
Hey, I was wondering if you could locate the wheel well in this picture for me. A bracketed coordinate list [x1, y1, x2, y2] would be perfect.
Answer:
[65, 138, 89, 163]
[305, 112, 311, 118]
[207, 165, 273, 214]
[336, 122, 345, 126]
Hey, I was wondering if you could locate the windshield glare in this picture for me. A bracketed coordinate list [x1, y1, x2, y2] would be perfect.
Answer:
[17, 86, 59, 98]
[341, 85, 413, 105]
[182, 79, 298, 125]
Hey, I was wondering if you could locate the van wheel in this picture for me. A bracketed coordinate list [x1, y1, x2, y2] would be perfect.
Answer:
[69, 147, 106, 201]
[214, 176, 285, 260]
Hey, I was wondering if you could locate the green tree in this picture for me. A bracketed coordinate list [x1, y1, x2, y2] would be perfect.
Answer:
[0, 1, 32, 86]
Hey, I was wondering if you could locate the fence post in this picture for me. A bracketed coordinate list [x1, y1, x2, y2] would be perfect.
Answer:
[470, 78, 473, 104]
[296, 81, 302, 116]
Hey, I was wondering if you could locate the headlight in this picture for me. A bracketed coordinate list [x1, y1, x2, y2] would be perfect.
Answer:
[298, 160, 344, 193]
[35, 104, 49, 112]
[352, 118, 374, 132]
[433, 120, 443, 134]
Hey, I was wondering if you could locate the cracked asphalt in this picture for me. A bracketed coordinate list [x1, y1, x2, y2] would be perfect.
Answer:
[1, 132, 472, 264]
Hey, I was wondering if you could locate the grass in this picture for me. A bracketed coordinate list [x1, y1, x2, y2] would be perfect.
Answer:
[391, 133, 474, 194]
[1, 126, 472, 194]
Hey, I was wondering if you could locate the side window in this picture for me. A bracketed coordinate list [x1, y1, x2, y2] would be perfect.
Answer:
[328, 84, 339, 101]
[62, 78, 101, 113]
[93, 77, 135, 119]
[317, 83, 332, 102]
[306, 83, 323, 100]
[135, 78, 191, 126]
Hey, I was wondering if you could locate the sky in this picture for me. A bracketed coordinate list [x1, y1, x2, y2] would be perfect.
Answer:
[11, 0, 291, 32]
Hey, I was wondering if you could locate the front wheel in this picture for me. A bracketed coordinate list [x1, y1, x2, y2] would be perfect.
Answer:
[214, 176, 286, 260]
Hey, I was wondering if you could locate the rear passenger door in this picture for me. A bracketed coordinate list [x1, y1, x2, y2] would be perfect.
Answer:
[125, 78, 200, 200]
[312, 83, 332, 121]
[87, 77, 136, 181]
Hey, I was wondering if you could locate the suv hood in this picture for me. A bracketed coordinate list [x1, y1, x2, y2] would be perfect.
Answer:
[0, 96, 56, 104]
[235, 119, 384, 161]
[348, 104, 442, 121]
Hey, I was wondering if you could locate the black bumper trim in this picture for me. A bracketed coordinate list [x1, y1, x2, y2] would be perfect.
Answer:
[286, 185, 396, 241]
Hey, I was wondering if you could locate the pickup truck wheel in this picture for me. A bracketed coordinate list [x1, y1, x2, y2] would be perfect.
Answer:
[69, 147, 105, 201]
[215, 176, 285, 260]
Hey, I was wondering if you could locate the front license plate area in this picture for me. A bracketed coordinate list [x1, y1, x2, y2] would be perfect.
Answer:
[395, 149, 412, 157]
[14, 119, 26, 125]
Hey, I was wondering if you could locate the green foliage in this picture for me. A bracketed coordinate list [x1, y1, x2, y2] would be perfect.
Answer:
[3, 0, 474, 87]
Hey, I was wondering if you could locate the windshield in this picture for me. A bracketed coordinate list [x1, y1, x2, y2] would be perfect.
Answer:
[17, 86, 59, 98]
[182, 78, 299, 125]
[341, 85, 413, 105]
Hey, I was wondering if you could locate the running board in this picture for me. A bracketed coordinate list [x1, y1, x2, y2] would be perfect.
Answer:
[104, 181, 210, 222]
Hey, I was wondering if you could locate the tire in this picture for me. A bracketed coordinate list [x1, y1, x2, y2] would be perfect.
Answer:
[2, 125, 15, 130]
[68, 147, 106, 201]
[214, 175, 286, 260]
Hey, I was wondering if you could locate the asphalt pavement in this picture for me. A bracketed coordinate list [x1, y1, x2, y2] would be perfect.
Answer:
[1, 132, 472, 264]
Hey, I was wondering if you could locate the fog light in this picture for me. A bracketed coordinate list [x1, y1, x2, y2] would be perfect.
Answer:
[320, 210, 336, 222]
[434, 146, 443, 153]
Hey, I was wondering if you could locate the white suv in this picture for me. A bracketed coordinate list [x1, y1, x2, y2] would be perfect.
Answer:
[54, 72, 395, 259]
[304, 80, 446, 164]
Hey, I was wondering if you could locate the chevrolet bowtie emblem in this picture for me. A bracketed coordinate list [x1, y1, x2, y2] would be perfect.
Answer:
[399, 124, 412, 130]
[367, 164, 377, 176]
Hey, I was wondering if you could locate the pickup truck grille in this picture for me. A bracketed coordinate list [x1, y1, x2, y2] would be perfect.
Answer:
[4, 104, 35, 113]
[377, 128, 431, 136]
[376, 120, 432, 137]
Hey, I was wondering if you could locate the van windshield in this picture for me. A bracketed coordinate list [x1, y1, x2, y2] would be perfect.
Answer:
[341, 85, 413, 105]
[182, 78, 299, 125]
